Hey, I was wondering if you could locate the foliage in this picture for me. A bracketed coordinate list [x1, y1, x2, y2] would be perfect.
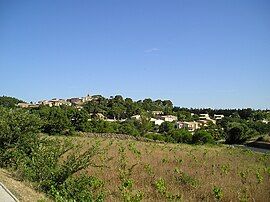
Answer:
[53, 174, 105, 202]
[0, 96, 24, 108]
[174, 172, 199, 188]
[169, 129, 192, 143]
[213, 186, 223, 200]
[37, 106, 73, 135]
[0, 107, 41, 153]
[224, 122, 253, 144]
[155, 178, 167, 195]
[192, 130, 214, 144]
[158, 121, 175, 133]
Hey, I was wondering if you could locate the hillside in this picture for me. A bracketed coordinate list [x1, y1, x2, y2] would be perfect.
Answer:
[53, 135, 270, 201]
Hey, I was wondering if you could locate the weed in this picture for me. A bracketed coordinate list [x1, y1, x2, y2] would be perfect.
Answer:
[174, 157, 183, 164]
[118, 144, 143, 201]
[174, 167, 181, 174]
[213, 186, 223, 200]
[256, 170, 263, 184]
[128, 142, 141, 159]
[239, 171, 247, 184]
[155, 178, 167, 195]
[175, 172, 199, 188]
[221, 164, 230, 175]
[162, 158, 169, 163]
[144, 163, 154, 176]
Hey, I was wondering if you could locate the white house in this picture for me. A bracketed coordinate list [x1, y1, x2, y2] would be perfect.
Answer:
[199, 113, 216, 124]
[176, 121, 201, 132]
[214, 114, 224, 120]
[150, 118, 164, 126]
[131, 115, 141, 120]
[160, 115, 178, 122]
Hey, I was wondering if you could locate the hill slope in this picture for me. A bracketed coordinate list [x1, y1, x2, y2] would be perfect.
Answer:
[57, 135, 270, 201]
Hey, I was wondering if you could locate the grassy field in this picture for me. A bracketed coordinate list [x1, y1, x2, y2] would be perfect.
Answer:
[53, 136, 270, 202]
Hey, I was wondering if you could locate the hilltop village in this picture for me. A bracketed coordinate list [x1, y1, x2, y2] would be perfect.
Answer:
[16, 94, 227, 132]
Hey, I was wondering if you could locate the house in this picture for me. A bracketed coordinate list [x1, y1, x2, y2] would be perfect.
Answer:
[131, 115, 141, 120]
[17, 103, 30, 108]
[160, 115, 178, 122]
[96, 113, 105, 120]
[176, 121, 201, 132]
[152, 111, 164, 116]
[38, 100, 53, 107]
[75, 105, 83, 110]
[214, 114, 224, 120]
[199, 114, 211, 120]
[199, 113, 216, 124]
[49, 99, 63, 107]
[67, 98, 82, 105]
[82, 94, 92, 103]
[17, 102, 39, 108]
[262, 119, 269, 124]
[150, 118, 164, 126]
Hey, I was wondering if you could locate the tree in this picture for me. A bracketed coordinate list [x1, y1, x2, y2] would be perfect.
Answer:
[0, 107, 41, 166]
[225, 122, 251, 144]
[170, 129, 192, 143]
[159, 122, 175, 133]
[41, 107, 73, 135]
[0, 96, 24, 108]
[192, 130, 214, 144]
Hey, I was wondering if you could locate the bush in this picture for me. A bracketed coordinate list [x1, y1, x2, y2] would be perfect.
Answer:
[170, 129, 192, 143]
[13, 137, 105, 201]
[53, 174, 105, 201]
[192, 130, 214, 144]
[0, 108, 41, 149]
[225, 122, 252, 144]
[39, 107, 74, 135]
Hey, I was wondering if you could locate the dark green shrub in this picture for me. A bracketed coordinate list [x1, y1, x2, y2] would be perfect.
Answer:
[170, 129, 192, 143]
[38, 107, 73, 135]
[192, 130, 214, 144]
[225, 122, 253, 144]
[53, 174, 105, 202]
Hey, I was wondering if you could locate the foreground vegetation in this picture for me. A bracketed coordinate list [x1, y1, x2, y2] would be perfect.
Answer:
[0, 96, 269, 201]
[2, 132, 270, 201]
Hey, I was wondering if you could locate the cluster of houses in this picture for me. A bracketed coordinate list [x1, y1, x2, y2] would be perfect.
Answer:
[17, 94, 93, 108]
[176, 114, 224, 132]
[131, 111, 224, 132]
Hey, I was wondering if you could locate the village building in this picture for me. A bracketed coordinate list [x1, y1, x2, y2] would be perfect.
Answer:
[17, 102, 30, 108]
[67, 97, 82, 105]
[199, 113, 216, 125]
[160, 115, 178, 122]
[152, 111, 164, 116]
[176, 121, 201, 132]
[150, 118, 164, 126]
[131, 115, 141, 120]
[214, 114, 224, 120]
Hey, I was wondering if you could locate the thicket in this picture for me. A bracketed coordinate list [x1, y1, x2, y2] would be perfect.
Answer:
[0, 107, 105, 201]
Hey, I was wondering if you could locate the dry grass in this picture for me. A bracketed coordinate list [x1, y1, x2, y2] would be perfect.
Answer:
[53, 136, 270, 202]
[0, 168, 50, 202]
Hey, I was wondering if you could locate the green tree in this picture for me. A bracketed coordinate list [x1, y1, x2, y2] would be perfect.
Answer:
[170, 129, 192, 143]
[159, 122, 175, 133]
[192, 130, 214, 144]
[225, 122, 252, 144]
[41, 107, 73, 135]
[0, 96, 24, 108]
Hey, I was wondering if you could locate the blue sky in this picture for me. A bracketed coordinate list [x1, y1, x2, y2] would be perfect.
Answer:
[0, 0, 270, 109]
